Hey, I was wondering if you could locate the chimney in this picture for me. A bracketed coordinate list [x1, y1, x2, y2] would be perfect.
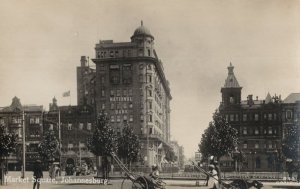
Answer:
[80, 56, 87, 67]
[247, 94, 253, 105]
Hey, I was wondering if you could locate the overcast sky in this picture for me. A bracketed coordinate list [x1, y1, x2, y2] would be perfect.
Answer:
[1, 0, 300, 158]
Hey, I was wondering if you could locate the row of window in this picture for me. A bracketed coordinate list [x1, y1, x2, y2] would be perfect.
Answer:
[225, 113, 279, 122]
[110, 89, 133, 97]
[50, 123, 92, 131]
[241, 127, 278, 135]
[110, 102, 133, 109]
[243, 141, 278, 149]
[110, 115, 133, 123]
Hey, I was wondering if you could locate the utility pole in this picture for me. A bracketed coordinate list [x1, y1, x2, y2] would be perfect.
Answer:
[21, 111, 25, 178]
[58, 109, 61, 176]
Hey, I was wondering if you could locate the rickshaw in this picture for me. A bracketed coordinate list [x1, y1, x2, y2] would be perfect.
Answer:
[111, 152, 166, 189]
[191, 161, 263, 189]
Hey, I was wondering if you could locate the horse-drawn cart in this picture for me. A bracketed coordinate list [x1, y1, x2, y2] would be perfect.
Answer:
[111, 152, 166, 189]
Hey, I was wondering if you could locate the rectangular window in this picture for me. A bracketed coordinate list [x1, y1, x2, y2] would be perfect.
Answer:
[147, 75, 152, 83]
[129, 115, 133, 122]
[254, 114, 259, 121]
[87, 123, 92, 130]
[110, 65, 120, 84]
[101, 76, 105, 84]
[128, 89, 133, 96]
[123, 115, 127, 121]
[110, 90, 115, 97]
[79, 123, 83, 130]
[148, 115, 153, 122]
[49, 124, 53, 130]
[268, 127, 272, 134]
[111, 103, 115, 109]
[68, 143, 73, 151]
[101, 89, 105, 97]
[148, 90, 152, 97]
[30, 118, 35, 124]
[140, 115, 144, 122]
[68, 123, 72, 130]
[255, 142, 259, 149]
[286, 110, 293, 120]
[243, 127, 247, 135]
[116, 89, 121, 97]
[116, 115, 121, 122]
[129, 103, 133, 109]
[110, 115, 115, 122]
[123, 103, 127, 109]
[123, 89, 128, 96]
[101, 103, 105, 110]
[243, 114, 247, 121]
[254, 128, 259, 135]
[268, 113, 272, 121]
[230, 114, 235, 122]
[235, 114, 239, 121]
[116, 103, 121, 109]
[243, 142, 248, 149]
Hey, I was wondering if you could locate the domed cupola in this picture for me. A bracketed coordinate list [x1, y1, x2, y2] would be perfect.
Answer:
[131, 21, 154, 40]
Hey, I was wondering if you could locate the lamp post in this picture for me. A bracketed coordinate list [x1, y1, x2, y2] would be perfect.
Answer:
[21, 111, 25, 178]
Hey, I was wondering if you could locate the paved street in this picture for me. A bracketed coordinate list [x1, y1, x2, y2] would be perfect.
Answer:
[2, 172, 300, 189]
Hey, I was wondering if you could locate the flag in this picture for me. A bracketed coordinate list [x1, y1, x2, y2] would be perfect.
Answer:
[62, 91, 70, 97]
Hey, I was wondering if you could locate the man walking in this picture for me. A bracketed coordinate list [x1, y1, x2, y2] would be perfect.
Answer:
[33, 160, 43, 189]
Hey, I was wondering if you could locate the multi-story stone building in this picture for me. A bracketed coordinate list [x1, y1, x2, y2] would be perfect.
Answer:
[43, 98, 96, 169]
[219, 64, 283, 172]
[0, 97, 43, 170]
[91, 22, 172, 167]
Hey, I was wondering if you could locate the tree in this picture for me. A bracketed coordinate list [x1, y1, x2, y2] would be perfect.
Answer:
[38, 131, 59, 164]
[282, 124, 297, 160]
[282, 124, 298, 177]
[0, 125, 17, 185]
[117, 122, 141, 169]
[198, 110, 238, 160]
[87, 113, 117, 179]
[165, 148, 177, 162]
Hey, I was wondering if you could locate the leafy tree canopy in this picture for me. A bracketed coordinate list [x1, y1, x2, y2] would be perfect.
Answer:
[87, 113, 117, 157]
[282, 124, 298, 160]
[38, 130, 59, 162]
[117, 122, 141, 164]
[0, 125, 18, 158]
[198, 110, 238, 160]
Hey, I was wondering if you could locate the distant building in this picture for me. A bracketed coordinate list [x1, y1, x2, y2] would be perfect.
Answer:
[44, 97, 96, 169]
[0, 97, 43, 171]
[91, 21, 172, 167]
[219, 64, 282, 172]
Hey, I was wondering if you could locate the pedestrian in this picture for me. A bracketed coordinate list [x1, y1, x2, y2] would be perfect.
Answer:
[208, 164, 220, 189]
[33, 160, 43, 189]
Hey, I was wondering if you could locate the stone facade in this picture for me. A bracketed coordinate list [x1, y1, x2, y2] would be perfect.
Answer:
[219, 64, 283, 172]
[0, 97, 43, 171]
[91, 22, 172, 167]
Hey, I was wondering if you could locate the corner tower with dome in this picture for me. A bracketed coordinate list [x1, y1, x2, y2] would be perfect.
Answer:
[92, 22, 172, 167]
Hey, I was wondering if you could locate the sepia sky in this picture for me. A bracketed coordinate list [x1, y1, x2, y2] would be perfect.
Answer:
[1, 0, 300, 158]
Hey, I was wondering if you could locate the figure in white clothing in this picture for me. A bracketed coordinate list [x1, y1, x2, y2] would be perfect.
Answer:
[208, 164, 220, 189]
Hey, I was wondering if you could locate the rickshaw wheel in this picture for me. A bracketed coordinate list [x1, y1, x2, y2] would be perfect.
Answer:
[132, 176, 148, 189]
[229, 179, 248, 189]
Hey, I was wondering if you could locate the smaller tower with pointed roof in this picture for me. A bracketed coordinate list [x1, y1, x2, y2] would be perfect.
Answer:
[221, 63, 242, 107]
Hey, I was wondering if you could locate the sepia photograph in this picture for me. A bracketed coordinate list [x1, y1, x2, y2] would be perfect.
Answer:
[0, 0, 300, 189]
